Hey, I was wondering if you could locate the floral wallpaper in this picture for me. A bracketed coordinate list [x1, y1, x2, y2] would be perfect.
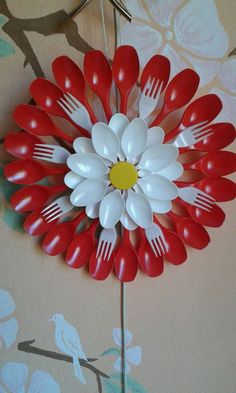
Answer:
[0, 0, 235, 392]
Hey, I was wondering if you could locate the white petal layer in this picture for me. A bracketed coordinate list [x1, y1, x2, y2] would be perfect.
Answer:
[139, 144, 178, 172]
[157, 162, 183, 181]
[147, 198, 172, 214]
[67, 153, 108, 179]
[99, 190, 124, 228]
[109, 113, 129, 140]
[146, 127, 164, 148]
[121, 118, 147, 161]
[138, 175, 178, 200]
[70, 179, 108, 206]
[92, 123, 120, 162]
[73, 137, 95, 154]
[64, 171, 83, 189]
[86, 202, 100, 218]
[120, 209, 137, 230]
[126, 190, 153, 228]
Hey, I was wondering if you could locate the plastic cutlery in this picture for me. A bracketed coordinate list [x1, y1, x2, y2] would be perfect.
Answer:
[172, 121, 213, 148]
[153, 217, 187, 265]
[121, 118, 147, 162]
[145, 223, 168, 257]
[137, 227, 164, 277]
[114, 229, 139, 282]
[96, 227, 117, 261]
[176, 177, 236, 202]
[137, 144, 178, 172]
[138, 175, 178, 200]
[57, 93, 93, 132]
[92, 122, 119, 162]
[52, 55, 97, 123]
[165, 94, 222, 143]
[89, 248, 115, 281]
[42, 210, 86, 256]
[10, 184, 66, 212]
[66, 219, 98, 268]
[168, 211, 210, 249]
[190, 122, 235, 152]
[151, 68, 199, 126]
[24, 209, 58, 236]
[4, 159, 67, 184]
[32, 144, 70, 163]
[64, 172, 84, 189]
[140, 54, 170, 108]
[186, 203, 225, 228]
[84, 50, 113, 120]
[13, 105, 73, 143]
[29, 78, 89, 136]
[183, 151, 236, 176]
[41, 196, 73, 223]
[139, 77, 163, 120]
[4, 131, 42, 159]
[178, 186, 215, 212]
[112, 45, 139, 114]
[126, 189, 153, 228]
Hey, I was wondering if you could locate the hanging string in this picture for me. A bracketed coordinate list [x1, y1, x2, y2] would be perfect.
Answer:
[99, 0, 109, 59]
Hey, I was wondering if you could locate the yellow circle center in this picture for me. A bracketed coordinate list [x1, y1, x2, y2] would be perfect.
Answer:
[109, 162, 138, 190]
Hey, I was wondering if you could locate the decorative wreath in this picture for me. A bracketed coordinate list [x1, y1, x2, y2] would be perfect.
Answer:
[4, 46, 236, 282]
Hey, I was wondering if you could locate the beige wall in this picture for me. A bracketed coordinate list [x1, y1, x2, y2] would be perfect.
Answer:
[0, 1, 235, 392]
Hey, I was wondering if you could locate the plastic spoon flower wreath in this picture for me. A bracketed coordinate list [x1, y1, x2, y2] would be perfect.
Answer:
[4, 46, 236, 282]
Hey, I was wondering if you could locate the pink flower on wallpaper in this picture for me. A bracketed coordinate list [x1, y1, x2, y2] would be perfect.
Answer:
[122, 0, 236, 126]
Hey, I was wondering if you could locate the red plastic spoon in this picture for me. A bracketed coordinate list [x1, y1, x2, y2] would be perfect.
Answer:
[183, 151, 236, 177]
[114, 229, 139, 282]
[89, 250, 115, 281]
[66, 219, 98, 269]
[153, 217, 187, 265]
[13, 105, 73, 143]
[42, 210, 86, 256]
[4, 159, 67, 184]
[52, 56, 97, 123]
[84, 50, 113, 121]
[24, 209, 58, 236]
[137, 227, 164, 277]
[151, 68, 199, 126]
[177, 199, 225, 228]
[176, 177, 236, 202]
[4, 131, 42, 159]
[10, 184, 66, 212]
[112, 45, 139, 114]
[165, 94, 222, 142]
[29, 78, 89, 137]
[168, 211, 210, 249]
[193, 122, 235, 151]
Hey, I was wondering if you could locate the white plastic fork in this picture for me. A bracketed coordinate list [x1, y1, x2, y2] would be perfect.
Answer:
[178, 186, 215, 212]
[96, 227, 117, 261]
[139, 76, 163, 120]
[33, 144, 70, 164]
[41, 196, 73, 223]
[145, 223, 168, 257]
[172, 121, 213, 148]
[57, 92, 93, 131]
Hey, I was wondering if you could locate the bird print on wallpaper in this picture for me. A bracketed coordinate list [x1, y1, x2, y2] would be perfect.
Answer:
[50, 313, 87, 384]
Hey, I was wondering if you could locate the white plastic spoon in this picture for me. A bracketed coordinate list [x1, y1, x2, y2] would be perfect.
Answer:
[134, 184, 172, 213]
[126, 189, 153, 228]
[67, 153, 109, 178]
[73, 137, 95, 154]
[121, 118, 147, 162]
[99, 189, 125, 228]
[70, 179, 108, 206]
[146, 126, 164, 149]
[64, 171, 84, 189]
[92, 122, 120, 162]
[138, 174, 178, 200]
[157, 162, 183, 181]
[138, 144, 178, 172]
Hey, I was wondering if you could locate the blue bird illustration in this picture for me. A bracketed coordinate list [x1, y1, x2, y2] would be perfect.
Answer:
[50, 313, 87, 384]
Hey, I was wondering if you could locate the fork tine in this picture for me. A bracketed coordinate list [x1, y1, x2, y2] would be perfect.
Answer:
[192, 126, 212, 135]
[67, 92, 83, 109]
[153, 80, 163, 99]
[195, 196, 214, 207]
[197, 190, 215, 201]
[143, 76, 152, 95]
[150, 240, 158, 257]
[63, 94, 78, 111]
[96, 240, 103, 258]
[57, 100, 73, 117]
[146, 77, 155, 96]
[107, 242, 114, 261]
[193, 201, 212, 212]
[41, 202, 57, 214]
[153, 238, 162, 256]
[34, 144, 54, 151]
[157, 236, 166, 255]
[104, 242, 111, 261]
[32, 154, 53, 160]
[194, 133, 214, 144]
[43, 208, 61, 221]
[42, 206, 59, 218]
[159, 234, 168, 254]
[47, 211, 63, 223]
[99, 240, 107, 259]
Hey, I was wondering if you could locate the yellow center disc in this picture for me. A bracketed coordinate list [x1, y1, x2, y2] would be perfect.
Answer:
[109, 162, 138, 190]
